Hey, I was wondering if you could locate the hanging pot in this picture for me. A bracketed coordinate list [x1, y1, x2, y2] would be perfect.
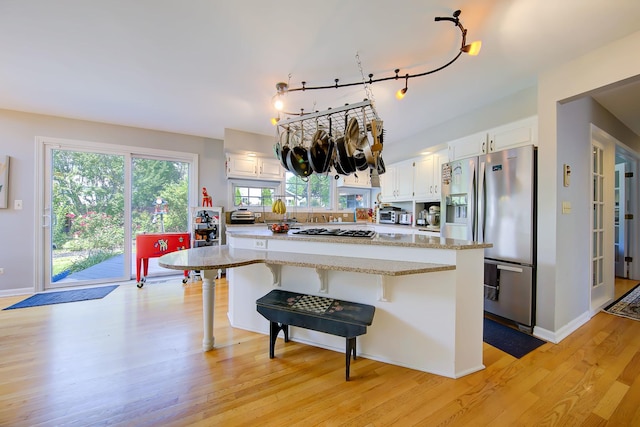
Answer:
[286, 125, 312, 178]
[308, 128, 330, 173]
[279, 128, 292, 171]
[335, 135, 356, 175]
[287, 145, 312, 178]
[345, 117, 360, 154]
[355, 107, 368, 150]
[353, 149, 368, 171]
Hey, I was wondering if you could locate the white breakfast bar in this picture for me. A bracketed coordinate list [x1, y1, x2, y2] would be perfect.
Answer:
[159, 228, 491, 379]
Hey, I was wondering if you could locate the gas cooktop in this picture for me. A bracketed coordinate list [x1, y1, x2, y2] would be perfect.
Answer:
[293, 228, 376, 238]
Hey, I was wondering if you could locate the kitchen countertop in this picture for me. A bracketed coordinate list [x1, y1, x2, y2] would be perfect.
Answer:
[159, 245, 454, 275]
[226, 229, 490, 250]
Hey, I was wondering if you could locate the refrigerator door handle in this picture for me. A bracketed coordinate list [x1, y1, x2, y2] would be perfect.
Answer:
[477, 160, 486, 242]
[470, 160, 477, 241]
[497, 265, 524, 273]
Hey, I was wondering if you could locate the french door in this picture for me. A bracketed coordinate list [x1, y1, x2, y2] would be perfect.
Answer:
[590, 126, 615, 313]
[36, 137, 198, 291]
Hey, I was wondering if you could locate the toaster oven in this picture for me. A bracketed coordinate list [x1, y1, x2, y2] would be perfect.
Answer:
[379, 209, 399, 224]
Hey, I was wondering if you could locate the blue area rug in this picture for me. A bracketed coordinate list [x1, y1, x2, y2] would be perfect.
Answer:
[3, 285, 118, 310]
[483, 317, 546, 358]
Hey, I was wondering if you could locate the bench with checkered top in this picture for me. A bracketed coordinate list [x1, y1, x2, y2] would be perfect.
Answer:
[256, 289, 375, 381]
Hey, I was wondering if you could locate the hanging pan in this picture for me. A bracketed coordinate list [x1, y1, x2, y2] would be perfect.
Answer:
[286, 123, 312, 178]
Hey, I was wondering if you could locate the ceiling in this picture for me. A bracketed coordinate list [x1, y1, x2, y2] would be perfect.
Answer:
[1, 0, 639, 146]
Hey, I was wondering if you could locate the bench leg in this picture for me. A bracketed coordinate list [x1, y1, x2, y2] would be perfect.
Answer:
[345, 337, 357, 381]
[269, 321, 289, 358]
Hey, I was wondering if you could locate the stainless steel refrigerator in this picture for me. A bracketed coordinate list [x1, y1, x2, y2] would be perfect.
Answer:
[441, 145, 537, 330]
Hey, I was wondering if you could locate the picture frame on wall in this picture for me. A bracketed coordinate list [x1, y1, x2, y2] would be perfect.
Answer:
[0, 155, 9, 209]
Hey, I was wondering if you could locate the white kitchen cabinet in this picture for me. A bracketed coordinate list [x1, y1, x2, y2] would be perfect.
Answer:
[413, 155, 434, 200]
[448, 131, 487, 161]
[226, 154, 257, 178]
[337, 171, 371, 188]
[226, 154, 284, 181]
[413, 149, 447, 201]
[257, 157, 284, 180]
[488, 116, 538, 152]
[413, 149, 449, 201]
[380, 159, 414, 202]
[447, 117, 538, 160]
[431, 149, 447, 201]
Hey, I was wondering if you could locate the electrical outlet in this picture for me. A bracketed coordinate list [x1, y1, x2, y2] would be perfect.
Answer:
[254, 212, 262, 218]
[0, 268, 4, 275]
[253, 239, 267, 250]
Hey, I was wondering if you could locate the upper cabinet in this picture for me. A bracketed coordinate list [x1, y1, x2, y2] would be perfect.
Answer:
[226, 154, 284, 181]
[257, 157, 284, 180]
[380, 159, 414, 202]
[489, 116, 538, 153]
[448, 132, 488, 161]
[337, 171, 371, 188]
[413, 149, 447, 202]
[448, 116, 538, 161]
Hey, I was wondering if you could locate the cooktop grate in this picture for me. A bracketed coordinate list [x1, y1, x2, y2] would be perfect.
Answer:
[293, 228, 375, 238]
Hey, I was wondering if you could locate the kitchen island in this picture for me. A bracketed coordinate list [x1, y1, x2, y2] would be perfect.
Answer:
[159, 229, 491, 379]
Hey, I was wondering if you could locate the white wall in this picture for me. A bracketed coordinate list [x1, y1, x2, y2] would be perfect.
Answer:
[384, 86, 537, 164]
[0, 109, 225, 295]
[224, 128, 274, 156]
[537, 30, 640, 339]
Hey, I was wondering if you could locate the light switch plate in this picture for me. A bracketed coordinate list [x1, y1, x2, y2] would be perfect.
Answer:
[14, 200, 22, 210]
[562, 201, 571, 214]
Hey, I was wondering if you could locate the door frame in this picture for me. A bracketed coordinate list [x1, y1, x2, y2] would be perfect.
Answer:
[614, 141, 640, 280]
[34, 136, 199, 292]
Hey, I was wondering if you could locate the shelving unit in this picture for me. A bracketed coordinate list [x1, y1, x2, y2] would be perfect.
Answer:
[191, 206, 222, 248]
[190, 206, 223, 281]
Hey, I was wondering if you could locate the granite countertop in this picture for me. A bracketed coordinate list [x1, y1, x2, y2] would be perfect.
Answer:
[159, 245, 455, 275]
[227, 229, 491, 250]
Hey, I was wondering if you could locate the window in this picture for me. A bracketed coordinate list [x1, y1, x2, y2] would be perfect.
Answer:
[285, 172, 331, 208]
[232, 183, 276, 207]
[338, 187, 370, 209]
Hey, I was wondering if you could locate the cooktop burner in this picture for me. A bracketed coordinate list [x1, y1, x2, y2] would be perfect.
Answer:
[293, 228, 376, 238]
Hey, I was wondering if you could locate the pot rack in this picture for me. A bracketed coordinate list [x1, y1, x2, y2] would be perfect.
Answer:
[276, 99, 383, 146]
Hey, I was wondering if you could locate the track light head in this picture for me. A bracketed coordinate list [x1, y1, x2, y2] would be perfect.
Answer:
[461, 40, 482, 56]
[275, 82, 288, 95]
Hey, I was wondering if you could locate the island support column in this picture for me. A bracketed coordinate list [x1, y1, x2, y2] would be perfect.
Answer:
[201, 269, 217, 350]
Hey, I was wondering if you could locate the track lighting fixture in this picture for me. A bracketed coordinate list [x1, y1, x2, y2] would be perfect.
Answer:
[271, 9, 480, 114]
[395, 73, 409, 100]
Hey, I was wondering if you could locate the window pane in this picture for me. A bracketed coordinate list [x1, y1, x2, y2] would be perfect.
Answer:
[338, 188, 370, 209]
[232, 184, 277, 208]
[309, 174, 330, 208]
[285, 172, 331, 208]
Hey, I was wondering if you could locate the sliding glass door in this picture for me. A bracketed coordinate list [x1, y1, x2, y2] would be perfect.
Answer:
[38, 137, 198, 291]
[130, 157, 190, 280]
[46, 148, 128, 288]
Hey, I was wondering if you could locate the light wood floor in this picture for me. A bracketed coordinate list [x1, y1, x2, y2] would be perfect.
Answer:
[1, 277, 639, 426]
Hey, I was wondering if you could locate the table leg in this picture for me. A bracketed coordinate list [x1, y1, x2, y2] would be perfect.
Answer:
[201, 270, 216, 351]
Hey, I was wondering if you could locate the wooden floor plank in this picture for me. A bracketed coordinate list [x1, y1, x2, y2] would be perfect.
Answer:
[0, 277, 639, 426]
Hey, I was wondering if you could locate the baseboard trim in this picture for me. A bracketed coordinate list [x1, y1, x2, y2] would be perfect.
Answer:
[533, 311, 591, 344]
[0, 288, 34, 298]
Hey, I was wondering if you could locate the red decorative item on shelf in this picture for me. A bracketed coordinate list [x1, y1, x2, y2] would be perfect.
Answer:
[202, 187, 212, 207]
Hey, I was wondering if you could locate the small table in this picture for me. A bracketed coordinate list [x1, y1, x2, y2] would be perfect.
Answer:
[257, 289, 375, 381]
